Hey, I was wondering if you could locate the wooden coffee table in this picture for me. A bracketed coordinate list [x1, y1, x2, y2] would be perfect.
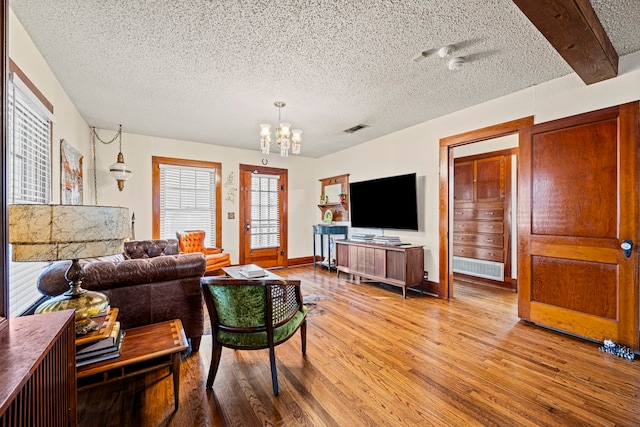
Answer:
[76, 319, 189, 410]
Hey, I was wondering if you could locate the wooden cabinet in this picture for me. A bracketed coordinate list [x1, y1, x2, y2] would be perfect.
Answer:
[335, 240, 424, 298]
[453, 154, 512, 284]
[454, 156, 505, 204]
[0, 310, 77, 426]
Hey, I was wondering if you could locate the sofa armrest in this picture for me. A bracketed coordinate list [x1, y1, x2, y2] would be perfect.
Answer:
[202, 247, 222, 255]
[38, 253, 206, 296]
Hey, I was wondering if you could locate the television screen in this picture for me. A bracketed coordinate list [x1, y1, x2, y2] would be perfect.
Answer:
[349, 173, 419, 230]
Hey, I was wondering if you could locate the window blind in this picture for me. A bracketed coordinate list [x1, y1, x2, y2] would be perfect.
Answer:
[250, 174, 280, 249]
[8, 73, 52, 317]
[159, 164, 217, 246]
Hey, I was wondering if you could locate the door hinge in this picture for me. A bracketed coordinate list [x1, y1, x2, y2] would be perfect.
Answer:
[280, 250, 285, 256]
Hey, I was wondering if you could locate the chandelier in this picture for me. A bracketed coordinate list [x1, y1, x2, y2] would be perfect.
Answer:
[259, 101, 302, 157]
[90, 125, 132, 192]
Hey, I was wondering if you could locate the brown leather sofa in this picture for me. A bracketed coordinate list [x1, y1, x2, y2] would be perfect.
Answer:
[37, 239, 207, 352]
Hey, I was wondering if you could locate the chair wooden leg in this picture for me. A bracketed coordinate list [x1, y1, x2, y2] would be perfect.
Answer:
[206, 338, 223, 389]
[300, 319, 307, 356]
[269, 346, 279, 396]
[190, 336, 202, 353]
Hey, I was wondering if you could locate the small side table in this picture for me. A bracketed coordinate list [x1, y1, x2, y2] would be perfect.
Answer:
[77, 319, 189, 410]
[312, 224, 348, 272]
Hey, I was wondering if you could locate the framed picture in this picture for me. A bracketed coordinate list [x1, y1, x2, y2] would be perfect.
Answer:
[60, 139, 83, 205]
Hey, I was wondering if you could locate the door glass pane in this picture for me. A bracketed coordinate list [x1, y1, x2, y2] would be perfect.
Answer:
[250, 174, 280, 249]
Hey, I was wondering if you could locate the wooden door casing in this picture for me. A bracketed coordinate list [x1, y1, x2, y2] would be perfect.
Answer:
[518, 102, 639, 350]
[239, 164, 288, 268]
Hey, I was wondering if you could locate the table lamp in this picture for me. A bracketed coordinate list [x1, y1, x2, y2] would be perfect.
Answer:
[8, 204, 130, 334]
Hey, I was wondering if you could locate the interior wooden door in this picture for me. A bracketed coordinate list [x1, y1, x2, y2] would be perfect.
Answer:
[518, 102, 639, 349]
[239, 164, 288, 268]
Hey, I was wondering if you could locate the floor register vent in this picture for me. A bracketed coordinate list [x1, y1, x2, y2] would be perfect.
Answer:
[453, 256, 504, 281]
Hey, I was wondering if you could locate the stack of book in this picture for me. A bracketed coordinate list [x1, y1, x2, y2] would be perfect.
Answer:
[239, 265, 266, 278]
[372, 236, 402, 245]
[351, 233, 375, 242]
[75, 308, 124, 367]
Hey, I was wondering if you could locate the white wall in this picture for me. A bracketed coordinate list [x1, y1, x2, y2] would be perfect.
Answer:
[9, 9, 92, 204]
[92, 131, 318, 263]
[316, 50, 640, 280]
[12, 5, 640, 273]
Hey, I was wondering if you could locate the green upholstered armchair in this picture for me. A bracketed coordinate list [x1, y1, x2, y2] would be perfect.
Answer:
[200, 277, 307, 396]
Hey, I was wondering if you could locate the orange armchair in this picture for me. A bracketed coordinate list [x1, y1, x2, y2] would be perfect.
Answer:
[177, 230, 231, 273]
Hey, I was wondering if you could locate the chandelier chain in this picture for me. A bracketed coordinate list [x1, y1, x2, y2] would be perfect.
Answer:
[90, 124, 124, 203]
[90, 125, 122, 145]
[91, 127, 98, 205]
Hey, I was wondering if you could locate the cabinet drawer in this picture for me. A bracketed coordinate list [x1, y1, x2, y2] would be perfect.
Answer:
[452, 245, 504, 262]
[452, 233, 504, 248]
[453, 208, 504, 220]
[453, 221, 503, 234]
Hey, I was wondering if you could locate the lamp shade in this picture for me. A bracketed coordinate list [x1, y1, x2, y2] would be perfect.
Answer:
[9, 204, 130, 262]
[9, 204, 130, 334]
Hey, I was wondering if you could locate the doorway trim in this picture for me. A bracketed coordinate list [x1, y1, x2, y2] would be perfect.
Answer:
[438, 116, 534, 298]
[238, 163, 289, 267]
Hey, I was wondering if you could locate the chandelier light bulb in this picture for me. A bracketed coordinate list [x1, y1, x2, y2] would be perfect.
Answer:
[259, 123, 271, 138]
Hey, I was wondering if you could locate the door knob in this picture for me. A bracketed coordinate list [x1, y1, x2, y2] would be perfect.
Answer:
[621, 239, 633, 258]
[245, 224, 251, 230]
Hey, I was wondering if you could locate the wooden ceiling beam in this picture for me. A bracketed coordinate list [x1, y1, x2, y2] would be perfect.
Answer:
[512, 0, 618, 85]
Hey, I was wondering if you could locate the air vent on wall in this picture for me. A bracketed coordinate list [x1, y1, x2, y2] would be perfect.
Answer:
[343, 124, 369, 134]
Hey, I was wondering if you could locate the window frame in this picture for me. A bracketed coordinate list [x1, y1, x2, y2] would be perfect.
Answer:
[7, 59, 54, 317]
[152, 156, 222, 248]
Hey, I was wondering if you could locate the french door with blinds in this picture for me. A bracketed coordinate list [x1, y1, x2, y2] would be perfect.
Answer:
[239, 164, 288, 268]
[152, 156, 222, 248]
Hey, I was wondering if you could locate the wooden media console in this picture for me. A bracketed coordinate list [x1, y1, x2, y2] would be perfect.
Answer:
[335, 240, 424, 298]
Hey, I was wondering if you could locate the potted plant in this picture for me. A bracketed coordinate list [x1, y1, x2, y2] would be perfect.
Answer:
[320, 194, 326, 205]
[338, 193, 346, 204]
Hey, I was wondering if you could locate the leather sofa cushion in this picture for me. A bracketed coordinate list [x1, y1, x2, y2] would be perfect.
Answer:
[38, 253, 206, 296]
[125, 239, 179, 259]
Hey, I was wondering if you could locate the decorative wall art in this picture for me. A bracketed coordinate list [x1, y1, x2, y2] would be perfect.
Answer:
[224, 171, 238, 203]
[60, 139, 83, 205]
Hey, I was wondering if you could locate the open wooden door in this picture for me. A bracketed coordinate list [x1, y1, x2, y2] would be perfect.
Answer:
[518, 102, 639, 349]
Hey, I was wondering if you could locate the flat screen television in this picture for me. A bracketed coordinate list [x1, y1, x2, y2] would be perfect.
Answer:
[349, 173, 419, 230]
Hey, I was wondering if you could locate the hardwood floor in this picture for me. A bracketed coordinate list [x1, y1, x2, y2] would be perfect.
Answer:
[77, 265, 640, 426]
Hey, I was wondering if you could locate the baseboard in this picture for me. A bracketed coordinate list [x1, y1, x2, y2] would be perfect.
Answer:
[288, 256, 321, 266]
[454, 273, 517, 292]
[422, 280, 440, 296]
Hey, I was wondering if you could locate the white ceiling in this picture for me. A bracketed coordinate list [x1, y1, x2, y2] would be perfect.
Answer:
[10, 1, 640, 158]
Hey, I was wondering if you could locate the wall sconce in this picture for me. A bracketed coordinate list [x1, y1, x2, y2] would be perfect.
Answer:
[91, 124, 132, 193]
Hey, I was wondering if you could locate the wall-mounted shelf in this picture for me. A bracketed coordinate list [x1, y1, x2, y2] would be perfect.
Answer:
[318, 174, 350, 222]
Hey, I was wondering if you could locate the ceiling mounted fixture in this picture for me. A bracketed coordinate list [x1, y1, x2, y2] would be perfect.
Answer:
[413, 44, 466, 71]
[259, 102, 302, 157]
[412, 51, 430, 63]
[438, 45, 454, 58]
[448, 57, 465, 70]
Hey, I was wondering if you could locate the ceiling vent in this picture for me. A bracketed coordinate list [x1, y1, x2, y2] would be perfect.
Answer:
[343, 124, 369, 134]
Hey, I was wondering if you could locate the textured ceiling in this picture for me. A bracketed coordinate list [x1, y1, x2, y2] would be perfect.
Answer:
[10, 1, 640, 158]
